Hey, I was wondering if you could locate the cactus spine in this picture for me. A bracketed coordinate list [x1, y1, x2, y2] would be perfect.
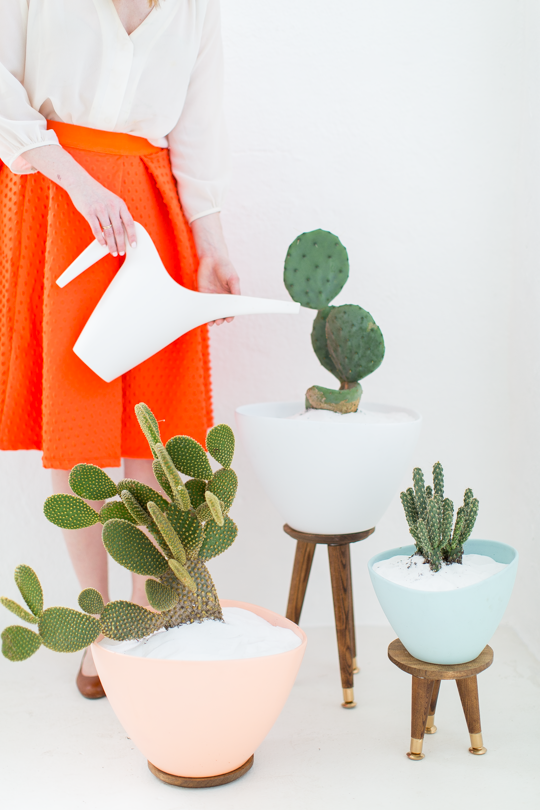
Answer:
[1, 404, 240, 662]
[400, 462, 479, 571]
[284, 230, 385, 414]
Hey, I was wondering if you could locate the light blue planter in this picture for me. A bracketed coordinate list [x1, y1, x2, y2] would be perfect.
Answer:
[368, 539, 518, 665]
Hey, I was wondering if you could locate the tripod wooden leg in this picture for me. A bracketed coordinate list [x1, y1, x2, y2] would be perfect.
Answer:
[456, 676, 487, 755]
[407, 677, 435, 760]
[347, 550, 359, 675]
[425, 680, 440, 734]
[328, 544, 356, 708]
[286, 540, 316, 625]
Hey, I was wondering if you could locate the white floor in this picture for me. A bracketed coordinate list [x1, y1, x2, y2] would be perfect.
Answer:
[1, 624, 538, 810]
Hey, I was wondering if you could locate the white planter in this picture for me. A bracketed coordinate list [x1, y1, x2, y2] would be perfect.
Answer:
[235, 401, 422, 534]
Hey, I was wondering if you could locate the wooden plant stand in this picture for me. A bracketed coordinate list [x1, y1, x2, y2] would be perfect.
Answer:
[284, 523, 375, 708]
[388, 639, 494, 760]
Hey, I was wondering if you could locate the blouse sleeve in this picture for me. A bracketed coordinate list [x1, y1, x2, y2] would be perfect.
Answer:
[168, 0, 230, 224]
[0, 0, 58, 174]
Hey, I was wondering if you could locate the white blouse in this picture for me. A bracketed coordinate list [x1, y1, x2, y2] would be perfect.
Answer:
[0, 0, 229, 223]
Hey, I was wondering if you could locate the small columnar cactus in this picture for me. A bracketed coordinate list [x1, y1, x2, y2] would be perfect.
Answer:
[284, 230, 385, 414]
[400, 462, 479, 572]
[1, 404, 239, 661]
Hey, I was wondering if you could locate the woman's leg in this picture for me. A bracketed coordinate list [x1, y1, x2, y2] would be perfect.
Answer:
[51, 469, 109, 677]
[123, 458, 158, 606]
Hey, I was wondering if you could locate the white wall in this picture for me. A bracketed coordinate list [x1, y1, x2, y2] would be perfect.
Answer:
[1, 2, 538, 656]
[506, 1, 540, 658]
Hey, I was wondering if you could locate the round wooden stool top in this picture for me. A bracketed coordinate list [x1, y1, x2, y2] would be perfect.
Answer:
[388, 639, 493, 680]
[283, 524, 375, 546]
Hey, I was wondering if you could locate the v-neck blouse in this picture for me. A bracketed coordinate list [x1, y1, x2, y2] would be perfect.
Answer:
[0, 0, 229, 223]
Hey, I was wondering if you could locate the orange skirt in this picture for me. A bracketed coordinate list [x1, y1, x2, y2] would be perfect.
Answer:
[0, 122, 212, 469]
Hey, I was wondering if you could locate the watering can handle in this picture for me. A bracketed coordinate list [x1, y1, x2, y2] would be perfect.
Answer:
[56, 238, 109, 288]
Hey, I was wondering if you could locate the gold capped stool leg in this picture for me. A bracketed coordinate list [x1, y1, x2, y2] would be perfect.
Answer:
[425, 714, 437, 734]
[342, 688, 357, 708]
[424, 680, 440, 734]
[407, 737, 425, 761]
[469, 732, 487, 755]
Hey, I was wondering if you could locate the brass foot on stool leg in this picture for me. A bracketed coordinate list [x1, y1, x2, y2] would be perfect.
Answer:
[469, 732, 487, 755]
[341, 688, 357, 708]
[352, 657, 360, 675]
[407, 737, 425, 760]
[425, 714, 437, 734]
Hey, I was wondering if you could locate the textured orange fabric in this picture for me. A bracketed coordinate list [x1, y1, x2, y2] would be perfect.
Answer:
[0, 124, 212, 469]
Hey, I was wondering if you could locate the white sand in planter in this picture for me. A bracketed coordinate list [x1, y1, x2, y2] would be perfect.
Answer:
[98, 607, 301, 661]
[373, 553, 507, 591]
[287, 408, 414, 424]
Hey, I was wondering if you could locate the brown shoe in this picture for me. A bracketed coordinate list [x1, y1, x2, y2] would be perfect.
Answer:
[76, 656, 106, 700]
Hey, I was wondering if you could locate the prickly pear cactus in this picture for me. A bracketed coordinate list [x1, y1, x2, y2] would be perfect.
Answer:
[284, 230, 385, 413]
[1, 404, 241, 662]
[400, 462, 479, 571]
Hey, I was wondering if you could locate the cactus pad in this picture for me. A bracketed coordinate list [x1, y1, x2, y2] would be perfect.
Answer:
[14, 565, 43, 617]
[205, 491, 224, 526]
[207, 469, 238, 511]
[39, 607, 100, 652]
[0, 597, 39, 624]
[305, 382, 362, 414]
[196, 503, 212, 524]
[44, 494, 100, 530]
[147, 502, 186, 564]
[2, 626, 42, 661]
[116, 479, 169, 513]
[166, 436, 213, 480]
[206, 424, 235, 468]
[284, 230, 349, 309]
[100, 601, 161, 641]
[100, 500, 137, 524]
[311, 306, 339, 378]
[152, 459, 174, 499]
[102, 519, 169, 576]
[199, 516, 238, 561]
[69, 464, 118, 501]
[326, 304, 385, 383]
[145, 579, 179, 612]
[184, 478, 207, 509]
[78, 589, 105, 615]
[166, 504, 203, 558]
[135, 402, 161, 452]
[120, 489, 151, 525]
[168, 559, 197, 593]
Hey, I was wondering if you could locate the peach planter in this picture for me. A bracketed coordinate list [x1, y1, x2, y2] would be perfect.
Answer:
[92, 600, 307, 779]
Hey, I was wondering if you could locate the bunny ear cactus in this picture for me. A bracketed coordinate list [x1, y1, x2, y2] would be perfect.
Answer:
[1, 404, 241, 661]
[284, 230, 385, 414]
[400, 462, 479, 572]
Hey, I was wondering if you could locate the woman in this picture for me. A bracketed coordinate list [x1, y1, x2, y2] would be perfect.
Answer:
[0, 0, 239, 697]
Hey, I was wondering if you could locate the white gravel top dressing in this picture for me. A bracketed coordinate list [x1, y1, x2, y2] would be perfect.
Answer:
[287, 408, 414, 424]
[98, 607, 301, 661]
[373, 553, 507, 591]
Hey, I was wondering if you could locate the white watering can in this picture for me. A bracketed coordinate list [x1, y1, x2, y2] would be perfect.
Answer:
[56, 222, 300, 382]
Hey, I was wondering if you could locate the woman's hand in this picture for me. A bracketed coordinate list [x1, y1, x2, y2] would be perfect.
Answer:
[67, 177, 137, 257]
[21, 144, 136, 256]
[191, 213, 241, 325]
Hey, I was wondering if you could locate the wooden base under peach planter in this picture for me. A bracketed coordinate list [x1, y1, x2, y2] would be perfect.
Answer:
[91, 600, 306, 779]
[148, 755, 254, 788]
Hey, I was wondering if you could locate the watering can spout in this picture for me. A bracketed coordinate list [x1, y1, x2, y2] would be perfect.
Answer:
[56, 239, 109, 288]
[57, 222, 300, 382]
